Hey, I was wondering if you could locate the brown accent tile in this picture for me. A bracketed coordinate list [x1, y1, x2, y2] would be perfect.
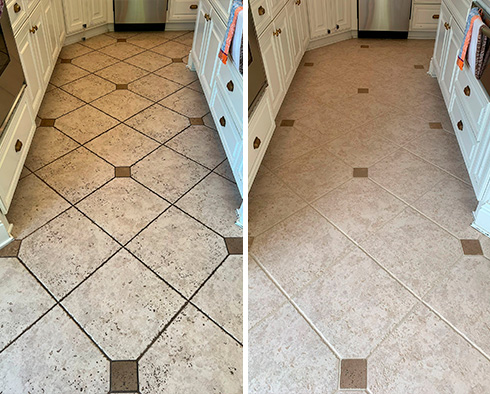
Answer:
[117, 38, 127, 43]
[461, 239, 483, 255]
[414, 65, 425, 69]
[40, 119, 56, 127]
[280, 119, 295, 127]
[225, 237, 243, 254]
[358, 88, 369, 94]
[190, 117, 204, 125]
[353, 168, 369, 178]
[115, 167, 131, 178]
[116, 84, 129, 90]
[429, 122, 443, 129]
[110, 360, 138, 392]
[0, 240, 21, 257]
[304, 62, 314, 67]
[249, 236, 254, 248]
[60, 58, 72, 64]
[340, 359, 367, 389]
[172, 58, 184, 63]
[361, 45, 370, 48]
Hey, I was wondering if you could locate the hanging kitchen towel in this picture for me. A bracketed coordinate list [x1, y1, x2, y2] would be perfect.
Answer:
[0, 0, 4, 18]
[476, 25, 490, 79]
[218, 0, 243, 65]
[230, 8, 243, 72]
[458, 7, 483, 70]
[469, 18, 485, 74]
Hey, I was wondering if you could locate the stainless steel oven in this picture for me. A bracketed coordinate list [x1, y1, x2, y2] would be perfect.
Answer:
[0, 5, 25, 139]
[248, 10, 267, 117]
[114, 0, 168, 31]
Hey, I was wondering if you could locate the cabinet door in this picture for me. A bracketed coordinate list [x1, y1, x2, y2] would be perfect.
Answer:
[332, 0, 351, 32]
[54, 0, 67, 44]
[192, 0, 213, 71]
[87, 0, 108, 28]
[288, 0, 303, 65]
[307, 0, 329, 38]
[439, 21, 462, 103]
[62, 0, 85, 34]
[200, 12, 225, 100]
[432, 2, 451, 78]
[275, 5, 294, 86]
[30, 2, 53, 88]
[299, 0, 309, 49]
[43, 0, 61, 64]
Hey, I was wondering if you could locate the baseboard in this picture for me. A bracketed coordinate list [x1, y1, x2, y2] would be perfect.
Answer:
[64, 25, 111, 46]
[307, 30, 355, 51]
[408, 30, 437, 39]
[166, 22, 196, 31]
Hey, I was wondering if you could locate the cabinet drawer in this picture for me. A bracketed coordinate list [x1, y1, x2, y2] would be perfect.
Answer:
[7, 0, 28, 35]
[451, 92, 477, 166]
[445, 0, 472, 30]
[169, 0, 200, 21]
[251, 0, 272, 37]
[411, 4, 441, 30]
[216, 60, 243, 126]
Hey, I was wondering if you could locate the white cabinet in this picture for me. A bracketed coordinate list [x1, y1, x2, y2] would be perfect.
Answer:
[191, 0, 213, 72]
[331, 0, 351, 33]
[168, 0, 200, 22]
[62, 0, 108, 35]
[307, 0, 351, 39]
[274, 5, 294, 85]
[87, 0, 108, 28]
[411, 4, 442, 31]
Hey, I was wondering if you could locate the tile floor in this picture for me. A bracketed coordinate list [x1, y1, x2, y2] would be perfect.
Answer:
[249, 38, 490, 393]
[0, 30, 243, 393]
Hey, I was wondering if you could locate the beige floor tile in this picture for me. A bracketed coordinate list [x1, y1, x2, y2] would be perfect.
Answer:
[187, 79, 203, 93]
[360, 207, 462, 295]
[176, 173, 242, 237]
[98, 42, 145, 60]
[248, 167, 307, 236]
[413, 176, 479, 238]
[0, 306, 109, 392]
[249, 301, 338, 394]
[24, 127, 79, 171]
[214, 159, 234, 182]
[61, 74, 116, 102]
[127, 207, 227, 298]
[19, 166, 31, 179]
[49, 63, 89, 87]
[139, 305, 242, 394]
[63, 249, 184, 360]
[129, 73, 182, 102]
[55, 105, 119, 144]
[19, 208, 119, 298]
[165, 125, 226, 168]
[91, 90, 152, 121]
[406, 93, 453, 131]
[81, 34, 116, 50]
[85, 123, 159, 167]
[125, 50, 172, 72]
[160, 87, 209, 118]
[193, 255, 243, 341]
[7, 175, 70, 239]
[313, 178, 407, 241]
[369, 305, 490, 393]
[71, 51, 118, 73]
[295, 248, 416, 358]
[370, 149, 447, 203]
[151, 41, 191, 58]
[274, 146, 352, 202]
[276, 90, 324, 121]
[125, 104, 189, 142]
[95, 61, 148, 84]
[59, 43, 93, 59]
[77, 178, 169, 244]
[36, 147, 114, 204]
[105, 31, 139, 39]
[37, 89, 84, 119]
[203, 112, 216, 129]
[251, 207, 354, 295]
[173, 32, 194, 46]
[329, 94, 392, 124]
[127, 32, 171, 49]
[0, 258, 54, 350]
[132, 146, 209, 202]
[155, 62, 198, 85]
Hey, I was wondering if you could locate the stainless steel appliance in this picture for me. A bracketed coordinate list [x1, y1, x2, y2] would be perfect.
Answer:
[114, 0, 168, 31]
[248, 10, 267, 116]
[358, 0, 413, 38]
[0, 6, 26, 140]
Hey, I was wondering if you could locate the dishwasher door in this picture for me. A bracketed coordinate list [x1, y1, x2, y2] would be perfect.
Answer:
[114, 0, 167, 25]
[358, 0, 412, 36]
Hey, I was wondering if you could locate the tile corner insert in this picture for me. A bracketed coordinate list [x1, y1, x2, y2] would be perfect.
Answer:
[117, 38, 127, 43]
[110, 360, 138, 392]
[353, 168, 369, 178]
[40, 118, 56, 127]
[360, 44, 370, 48]
[340, 359, 368, 389]
[116, 84, 129, 90]
[414, 64, 425, 69]
[115, 167, 131, 178]
[280, 119, 295, 127]
[172, 58, 184, 63]
[461, 239, 483, 255]
[225, 237, 243, 255]
[358, 88, 369, 94]
[60, 58, 72, 64]
[0, 239, 22, 257]
[304, 62, 314, 67]
[190, 117, 205, 125]
[429, 122, 443, 129]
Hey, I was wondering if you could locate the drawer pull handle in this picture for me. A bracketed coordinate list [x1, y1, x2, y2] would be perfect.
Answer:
[327, 29, 331, 34]
[204, 13, 211, 21]
[15, 140, 23, 153]
[432, 14, 439, 19]
[227, 80, 234, 92]
[457, 120, 464, 131]
[444, 22, 451, 30]
[253, 137, 261, 150]
[29, 26, 36, 34]
[219, 116, 226, 127]
[273, 29, 279, 37]
[295, 0, 301, 5]
[336, 24, 340, 29]
[258, 6, 265, 15]
[14, 3, 21, 13]
[190, 4, 198, 9]
[464, 85, 471, 96]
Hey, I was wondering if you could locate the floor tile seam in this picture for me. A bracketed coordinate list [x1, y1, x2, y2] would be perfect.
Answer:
[57, 78, 118, 105]
[79, 39, 118, 52]
[250, 251, 342, 360]
[50, 66, 94, 89]
[24, 140, 82, 174]
[211, 159, 237, 184]
[60, 46, 96, 60]
[37, 87, 86, 120]
[162, 142, 227, 173]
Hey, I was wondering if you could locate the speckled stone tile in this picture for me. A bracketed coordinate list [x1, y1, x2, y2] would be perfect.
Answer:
[187, 79, 203, 93]
[77, 178, 169, 244]
[251, 207, 354, 295]
[81, 34, 116, 49]
[127, 32, 171, 49]
[166, 125, 226, 168]
[18, 208, 120, 298]
[214, 159, 234, 182]
[0, 258, 54, 350]
[160, 87, 209, 118]
[125, 50, 172, 72]
[98, 42, 145, 60]
[154, 63, 198, 85]
[95, 61, 149, 85]
[249, 301, 338, 394]
[55, 105, 119, 144]
[61, 74, 116, 102]
[85, 124, 159, 167]
[173, 32, 194, 46]
[151, 41, 191, 58]
[20, 166, 31, 179]
[71, 51, 119, 72]
[0, 240, 21, 257]
[203, 112, 216, 129]
[0, 306, 109, 392]
[139, 305, 242, 394]
[132, 146, 209, 202]
[129, 73, 182, 102]
[63, 249, 184, 360]
[59, 43, 93, 59]
[7, 175, 70, 239]
[329, 93, 392, 124]
[193, 255, 243, 341]
[49, 63, 89, 87]
[127, 207, 227, 297]
[24, 127, 79, 171]
[369, 305, 490, 393]
[37, 89, 84, 119]
[92, 90, 152, 121]
[360, 207, 462, 296]
[176, 173, 242, 237]
[125, 104, 190, 143]
[36, 147, 114, 204]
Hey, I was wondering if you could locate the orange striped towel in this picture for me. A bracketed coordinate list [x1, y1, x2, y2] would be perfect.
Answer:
[458, 7, 483, 70]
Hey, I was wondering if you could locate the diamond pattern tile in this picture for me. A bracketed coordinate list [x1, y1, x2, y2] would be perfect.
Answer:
[95, 62, 148, 84]
[129, 73, 182, 102]
[37, 89, 84, 119]
[61, 74, 116, 102]
[92, 90, 152, 121]
[160, 87, 209, 118]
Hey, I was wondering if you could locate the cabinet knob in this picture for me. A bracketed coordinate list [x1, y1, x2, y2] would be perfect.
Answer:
[444, 22, 451, 30]
[253, 137, 261, 150]
[432, 14, 440, 19]
[227, 80, 234, 92]
[204, 13, 211, 21]
[277, 28, 282, 34]
[258, 6, 265, 16]
[457, 120, 463, 131]
[15, 140, 23, 153]
[273, 29, 279, 37]
[29, 26, 36, 34]
[295, 0, 301, 5]
[190, 4, 198, 9]
[464, 85, 471, 96]
[327, 29, 331, 34]
[14, 3, 21, 13]
[219, 116, 226, 127]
